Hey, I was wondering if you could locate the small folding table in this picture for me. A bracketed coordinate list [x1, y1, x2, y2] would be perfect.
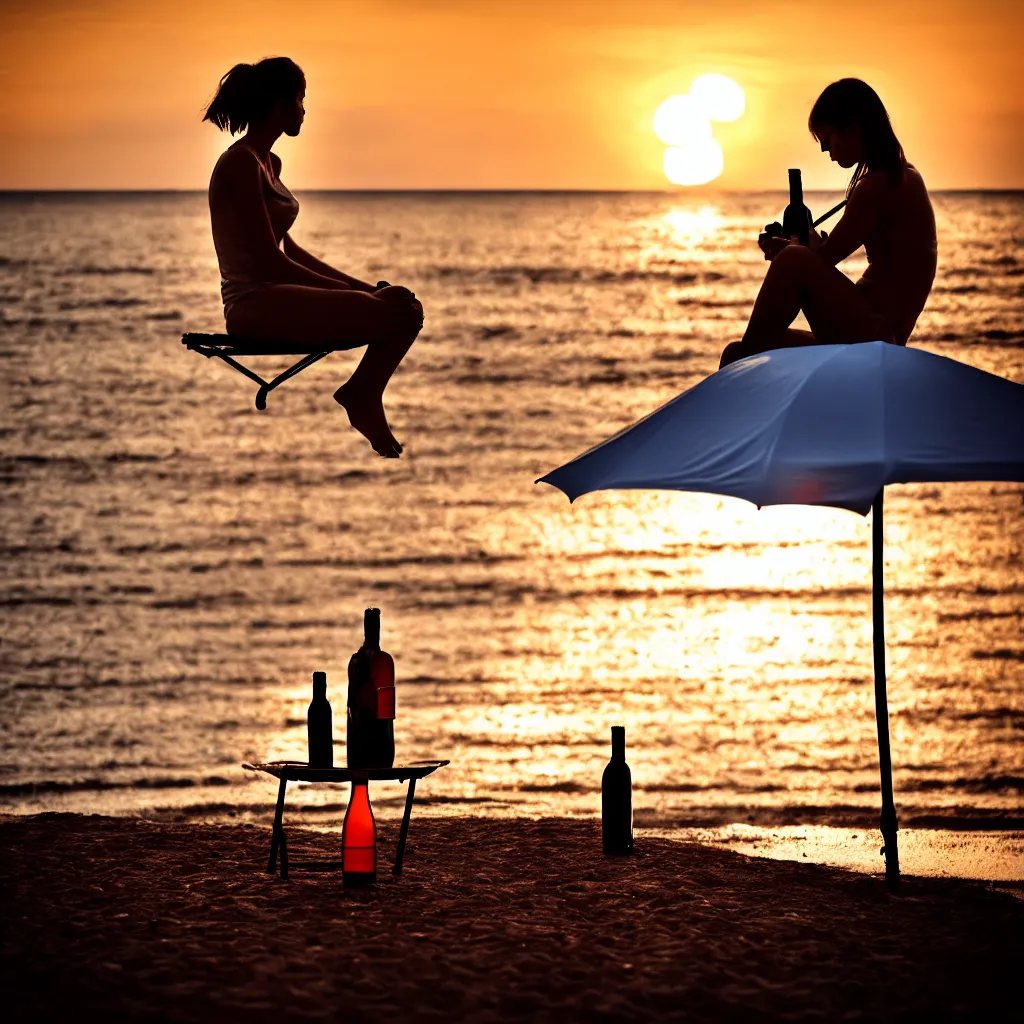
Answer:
[243, 760, 449, 880]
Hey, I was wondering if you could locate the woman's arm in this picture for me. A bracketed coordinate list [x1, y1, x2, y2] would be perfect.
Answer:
[282, 234, 375, 291]
[814, 171, 887, 266]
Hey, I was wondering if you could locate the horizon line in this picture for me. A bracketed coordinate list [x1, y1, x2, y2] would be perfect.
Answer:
[2, 187, 1022, 196]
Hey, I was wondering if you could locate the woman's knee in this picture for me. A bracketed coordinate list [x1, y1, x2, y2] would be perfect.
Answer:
[397, 299, 424, 340]
[368, 298, 422, 346]
[770, 244, 816, 280]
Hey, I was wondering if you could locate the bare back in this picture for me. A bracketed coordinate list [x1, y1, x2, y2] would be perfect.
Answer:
[855, 165, 937, 344]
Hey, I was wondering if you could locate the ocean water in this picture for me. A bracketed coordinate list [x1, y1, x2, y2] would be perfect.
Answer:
[1, 191, 1022, 854]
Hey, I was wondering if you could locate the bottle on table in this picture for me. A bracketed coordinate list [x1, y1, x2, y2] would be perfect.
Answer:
[342, 776, 377, 886]
[307, 670, 333, 769]
[602, 725, 634, 855]
[781, 167, 813, 246]
[347, 608, 396, 769]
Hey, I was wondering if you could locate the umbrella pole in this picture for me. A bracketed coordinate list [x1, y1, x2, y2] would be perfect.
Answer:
[872, 487, 900, 889]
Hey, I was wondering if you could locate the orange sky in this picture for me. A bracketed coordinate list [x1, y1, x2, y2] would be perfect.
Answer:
[1, 0, 1021, 190]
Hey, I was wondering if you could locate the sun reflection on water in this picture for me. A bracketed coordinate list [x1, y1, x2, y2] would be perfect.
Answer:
[662, 206, 723, 246]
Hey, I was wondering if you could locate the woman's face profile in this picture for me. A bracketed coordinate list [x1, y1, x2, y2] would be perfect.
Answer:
[815, 123, 862, 169]
[279, 86, 306, 137]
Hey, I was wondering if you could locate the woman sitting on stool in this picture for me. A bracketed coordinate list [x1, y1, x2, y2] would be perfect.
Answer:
[720, 79, 936, 369]
[204, 57, 420, 458]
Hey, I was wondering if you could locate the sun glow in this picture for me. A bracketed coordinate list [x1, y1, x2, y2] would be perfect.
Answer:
[655, 74, 745, 187]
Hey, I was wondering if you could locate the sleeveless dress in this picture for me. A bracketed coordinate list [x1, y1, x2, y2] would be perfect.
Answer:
[210, 143, 300, 320]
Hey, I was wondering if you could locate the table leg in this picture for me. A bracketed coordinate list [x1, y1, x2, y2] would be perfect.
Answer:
[393, 777, 417, 876]
[268, 777, 288, 875]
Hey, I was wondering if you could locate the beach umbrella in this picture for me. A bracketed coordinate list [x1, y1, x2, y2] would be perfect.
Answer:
[538, 341, 1024, 888]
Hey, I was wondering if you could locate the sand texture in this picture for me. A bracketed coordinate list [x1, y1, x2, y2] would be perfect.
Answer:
[1, 814, 1020, 1022]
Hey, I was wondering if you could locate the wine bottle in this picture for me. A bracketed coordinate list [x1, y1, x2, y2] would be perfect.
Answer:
[602, 726, 634, 855]
[341, 776, 377, 886]
[781, 168, 812, 246]
[346, 608, 396, 769]
[307, 670, 333, 768]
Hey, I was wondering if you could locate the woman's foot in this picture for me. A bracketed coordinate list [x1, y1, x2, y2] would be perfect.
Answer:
[719, 341, 749, 369]
[333, 383, 402, 458]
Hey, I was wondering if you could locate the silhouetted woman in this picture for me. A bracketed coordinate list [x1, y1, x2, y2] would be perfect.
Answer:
[720, 79, 936, 368]
[204, 57, 421, 457]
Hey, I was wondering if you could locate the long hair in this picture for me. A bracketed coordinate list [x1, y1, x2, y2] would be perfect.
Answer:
[203, 57, 305, 135]
[808, 78, 906, 197]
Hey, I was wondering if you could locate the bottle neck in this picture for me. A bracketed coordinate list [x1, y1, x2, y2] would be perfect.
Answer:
[363, 608, 381, 650]
[788, 168, 804, 205]
[312, 671, 327, 699]
[611, 726, 625, 760]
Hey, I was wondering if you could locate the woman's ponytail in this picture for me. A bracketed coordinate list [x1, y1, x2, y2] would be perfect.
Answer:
[202, 57, 305, 135]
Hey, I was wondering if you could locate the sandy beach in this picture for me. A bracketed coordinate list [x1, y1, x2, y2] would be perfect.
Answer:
[2, 814, 1020, 1022]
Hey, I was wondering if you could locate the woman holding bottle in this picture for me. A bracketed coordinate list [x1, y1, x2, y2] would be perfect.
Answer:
[719, 78, 936, 368]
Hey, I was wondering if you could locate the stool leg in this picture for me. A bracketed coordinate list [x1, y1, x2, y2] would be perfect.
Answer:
[258, 351, 331, 409]
[268, 777, 288, 875]
[393, 777, 417, 876]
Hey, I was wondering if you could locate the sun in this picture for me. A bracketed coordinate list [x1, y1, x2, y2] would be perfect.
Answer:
[663, 141, 724, 187]
[689, 73, 746, 123]
[655, 74, 745, 186]
[653, 95, 712, 148]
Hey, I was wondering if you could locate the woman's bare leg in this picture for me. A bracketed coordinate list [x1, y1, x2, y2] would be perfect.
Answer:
[720, 329, 817, 369]
[225, 285, 421, 456]
[720, 246, 893, 368]
[333, 304, 421, 456]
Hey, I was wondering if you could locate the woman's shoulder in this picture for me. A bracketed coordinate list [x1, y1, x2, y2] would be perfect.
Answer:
[216, 141, 262, 170]
[847, 169, 891, 211]
[211, 143, 265, 188]
[859, 163, 928, 192]
[218, 144, 282, 180]
[854, 166, 931, 210]
[853, 169, 891, 193]
[901, 163, 929, 192]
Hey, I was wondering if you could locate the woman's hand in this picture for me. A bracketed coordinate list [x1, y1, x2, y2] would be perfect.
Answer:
[375, 284, 418, 305]
[375, 284, 424, 332]
[758, 234, 797, 261]
[807, 226, 826, 252]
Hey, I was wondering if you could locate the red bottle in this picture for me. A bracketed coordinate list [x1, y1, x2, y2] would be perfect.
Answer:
[347, 608, 396, 768]
[342, 776, 377, 887]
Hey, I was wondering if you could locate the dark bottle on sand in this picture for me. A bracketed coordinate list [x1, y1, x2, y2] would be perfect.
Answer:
[342, 776, 377, 886]
[602, 726, 633, 855]
[307, 671, 333, 769]
[781, 168, 813, 246]
[347, 608, 396, 769]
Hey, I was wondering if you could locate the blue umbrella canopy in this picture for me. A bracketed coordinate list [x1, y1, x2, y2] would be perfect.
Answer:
[539, 342, 1024, 515]
[538, 342, 1024, 887]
